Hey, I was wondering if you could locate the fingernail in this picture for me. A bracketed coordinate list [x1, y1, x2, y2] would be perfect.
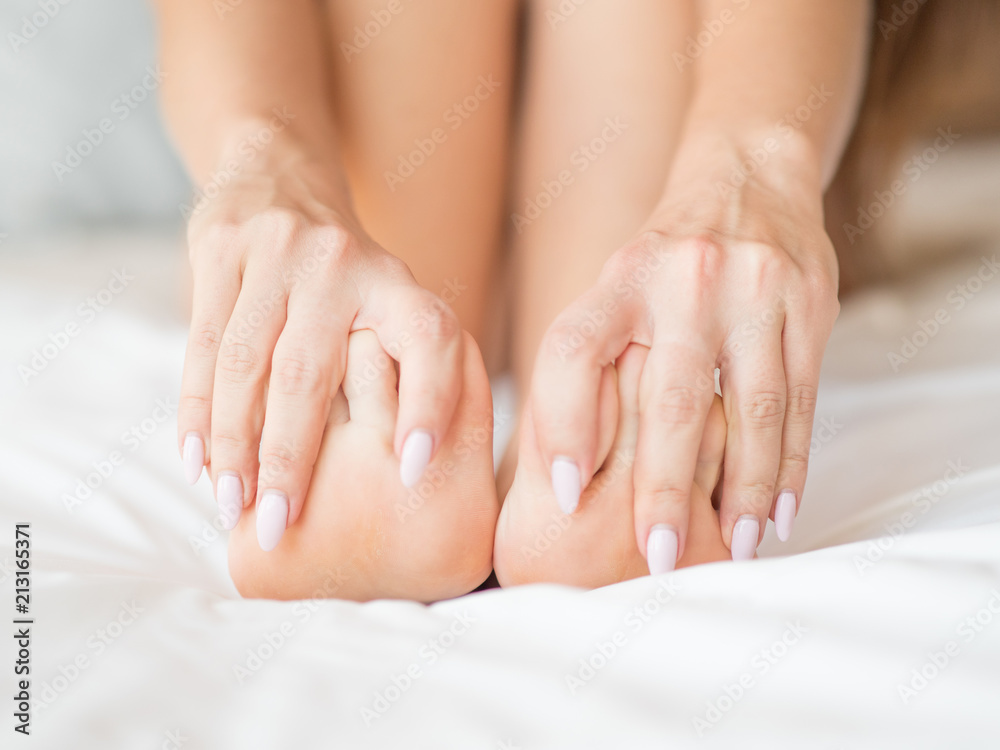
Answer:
[731, 515, 760, 561]
[646, 524, 679, 575]
[182, 433, 204, 485]
[216, 473, 243, 531]
[551, 456, 581, 515]
[774, 490, 797, 542]
[256, 491, 288, 552]
[400, 430, 434, 488]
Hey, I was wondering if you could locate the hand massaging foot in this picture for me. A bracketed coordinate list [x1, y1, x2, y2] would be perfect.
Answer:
[227, 329, 499, 602]
[494, 343, 733, 588]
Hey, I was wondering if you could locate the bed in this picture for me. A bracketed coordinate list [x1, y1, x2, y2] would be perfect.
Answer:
[1, 230, 998, 748]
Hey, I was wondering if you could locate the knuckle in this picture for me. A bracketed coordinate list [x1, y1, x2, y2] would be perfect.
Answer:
[675, 234, 726, 284]
[314, 224, 352, 256]
[735, 480, 775, 511]
[601, 230, 666, 278]
[406, 387, 452, 425]
[541, 299, 615, 364]
[597, 248, 633, 281]
[306, 226, 356, 278]
[781, 448, 811, 475]
[635, 481, 689, 510]
[745, 241, 785, 269]
[542, 320, 584, 362]
[189, 323, 225, 357]
[189, 222, 241, 265]
[369, 251, 411, 281]
[740, 390, 786, 430]
[258, 444, 300, 482]
[651, 385, 704, 426]
[255, 208, 305, 247]
[272, 352, 326, 396]
[799, 267, 840, 317]
[216, 341, 262, 384]
[786, 383, 818, 420]
[415, 300, 460, 342]
[742, 243, 791, 292]
[633, 227, 671, 251]
[179, 392, 213, 417]
[209, 430, 249, 455]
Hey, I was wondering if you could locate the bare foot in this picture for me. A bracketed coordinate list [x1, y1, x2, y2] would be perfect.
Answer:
[494, 343, 730, 588]
[228, 330, 498, 602]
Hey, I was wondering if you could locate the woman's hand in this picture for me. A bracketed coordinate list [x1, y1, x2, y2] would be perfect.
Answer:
[179, 133, 464, 551]
[529, 132, 840, 567]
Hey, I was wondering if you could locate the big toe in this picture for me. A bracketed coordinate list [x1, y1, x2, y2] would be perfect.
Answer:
[342, 328, 399, 435]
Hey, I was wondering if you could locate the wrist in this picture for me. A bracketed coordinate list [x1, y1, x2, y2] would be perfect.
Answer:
[643, 126, 832, 254]
[183, 116, 364, 236]
[204, 115, 355, 215]
[662, 123, 825, 208]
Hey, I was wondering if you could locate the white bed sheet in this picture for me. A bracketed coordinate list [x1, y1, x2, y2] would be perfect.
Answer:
[1, 232, 999, 749]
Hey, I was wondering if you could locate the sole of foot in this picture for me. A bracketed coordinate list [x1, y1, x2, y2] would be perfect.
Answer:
[228, 329, 499, 603]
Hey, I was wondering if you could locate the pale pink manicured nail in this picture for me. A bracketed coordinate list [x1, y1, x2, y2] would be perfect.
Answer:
[182, 433, 204, 485]
[731, 515, 760, 561]
[646, 524, 679, 575]
[400, 430, 433, 488]
[551, 456, 581, 515]
[216, 473, 243, 531]
[256, 491, 288, 552]
[774, 490, 797, 542]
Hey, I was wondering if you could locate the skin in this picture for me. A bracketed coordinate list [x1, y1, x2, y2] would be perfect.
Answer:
[520, 0, 870, 562]
[496, 345, 733, 588]
[230, 334, 730, 601]
[228, 331, 499, 602]
[156, 0, 515, 547]
[154, 0, 870, 594]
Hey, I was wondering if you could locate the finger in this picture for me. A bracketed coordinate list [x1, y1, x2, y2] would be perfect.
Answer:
[532, 285, 638, 515]
[360, 280, 464, 489]
[210, 267, 288, 531]
[255, 295, 351, 551]
[718, 325, 787, 561]
[694, 395, 726, 492]
[178, 263, 242, 485]
[633, 341, 718, 575]
[771, 313, 828, 542]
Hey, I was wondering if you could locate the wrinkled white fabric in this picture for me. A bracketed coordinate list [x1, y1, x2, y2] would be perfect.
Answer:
[1, 233, 998, 749]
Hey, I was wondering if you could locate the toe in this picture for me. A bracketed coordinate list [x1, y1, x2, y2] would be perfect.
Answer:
[342, 329, 398, 434]
[591, 363, 619, 477]
[610, 343, 649, 452]
[694, 395, 726, 492]
[679, 395, 731, 567]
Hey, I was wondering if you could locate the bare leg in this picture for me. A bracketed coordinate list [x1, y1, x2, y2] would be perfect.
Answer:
[496, 0, 705, 584]
[323, 0, 518, 364]
[508, 0, 694, 392]
[228, 1, 518, 601]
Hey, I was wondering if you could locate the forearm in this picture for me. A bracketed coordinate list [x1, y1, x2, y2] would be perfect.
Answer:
[153, 0, 347, 198]
[665, 0, 871, 200]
